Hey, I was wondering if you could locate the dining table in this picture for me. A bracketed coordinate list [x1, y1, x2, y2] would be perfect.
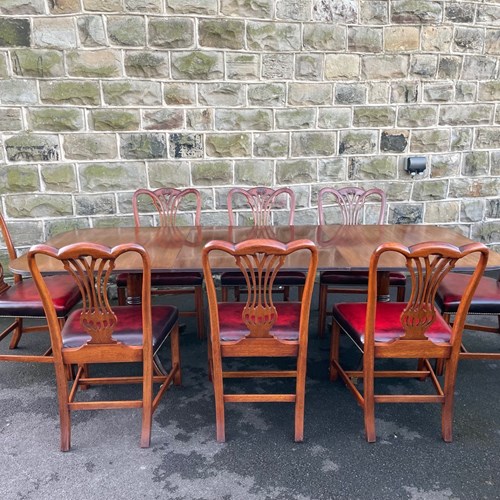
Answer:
[9, 224, 500, 304]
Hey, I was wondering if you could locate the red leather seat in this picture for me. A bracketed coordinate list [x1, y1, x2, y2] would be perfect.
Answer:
[117, 271, 203, 288]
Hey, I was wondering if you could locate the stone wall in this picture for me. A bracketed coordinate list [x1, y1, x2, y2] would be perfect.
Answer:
[1, 0, 500, 258]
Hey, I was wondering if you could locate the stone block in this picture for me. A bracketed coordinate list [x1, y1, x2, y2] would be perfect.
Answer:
[90, 109, 140, 131]
[318, 158, 347, 182]
[103, 80, 161, 106]
[83, 0, 123, 10]
[192, 161, 232, 186]
[167, 0, 217, 15]
[430, 154, 460, 178]
[303, 23, 346, 51]
[438, 56, 461, 80]
[4, 220, 43, 248]
[451, 128, 473, 151]
[168, 133, 203, 159]
[440, 105, 493, 126]
[75, 194, 116, 216]
[424, 202, 459, 223]
[276, 159, 316, 184]
[291, 132, 336, 157]
[186, 109, 213, 131]
[453, 28, 484, 53]
[64, 134, 118, 160]
[462, 199, 484, 222]
[348, 156, 397, 180]
[164, 83, 196, 105]
[0, 52, 7, 77]
[0, 79, 37, 104]
[199, 19, 245, 49]
[92, 216, 134, 228]
[391, 0, 442, 23]
[77, 16, 107, 47]
[397, 106, 437, 127]
[410, 129, 450, 153]
[124, 50, 169, 78]
[362, 55, 408, 79]
[421, 27, 452, 52]
[313, 0, 358, 23]
[120, 133, 167, 159]
[33, 17, 77, 49]
[247, 22, 300, 51]
[276, 109, 316, 129]
[215, 109, 272, 131]
[67, 49, 122, 78]
[226, 53, 260, 80]
[41, 163, 77, 192]
[339, 131, 377, 155]
[478, 81, 500, 101]
[79, 162, 147, 191]
[262, 54, 293, 79]
[410, 55, 438, 79]
[475, 128, 500, 150]
[335, 83, 366, 105]
[388, 204, 423, 224]
[148, 18, 194, 48]
[477, 4, 500, 25]
[384, 26, 419, 52]
[325, 54, 361, 80]
[423, 83, 454, 102]
[0, 18, 30, 47]
[445, 3, 475, 23]
[199, 83, 245, 107]
[0, 0, 45, 14]
[143, 109, 184, 131]
[0, 165, 39, 194]
[45, 218, 90, 239]
[485, 199, 500, 219]
[171, 51, 223, 80]
[0, 108, 22, 131]
[221, 0, 272, 18]
[463, 151, 489, 177]
[471, 222, 500, 244]
[40, 80, 100, 105]
[288, 84, 332, 106]
[49, 0, 81, 14]
[148, 161, 190, 188]
[11, 49, 64, 78]
[390, 81, 418, 104]
[381, 130, 408, 153]
[253, 133, 289, 157]
[108, 16, 146, 46]
[29, 107, 84, 132]
[124, 0, 162, 12]
[412, 180, 448, 201]
[485, 30, 500, 55]
[276, 0, 311, 20]
[206, 134, 251, 157]
[353, 106, 396, 128]
[450, 178, 500, 198]
[295, 54, 323, 80]
[348, 27, 382, 53]
[235, 159, 274, 185]
[248, 83, 285, 107]
[492, 152, 500, 176]
[5, 194, 73, 217]
[461, 55, 497, 80]
[318, 108, 351, 129]
[5, 134, 59, 162]
[360, 1, 388, 24]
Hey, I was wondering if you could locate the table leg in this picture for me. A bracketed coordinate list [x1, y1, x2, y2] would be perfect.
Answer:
[377, 271, 391, 302]
[127, 273, 142, 305]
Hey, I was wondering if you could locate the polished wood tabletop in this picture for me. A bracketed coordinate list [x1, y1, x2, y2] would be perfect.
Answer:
[9, 224, 499, 275]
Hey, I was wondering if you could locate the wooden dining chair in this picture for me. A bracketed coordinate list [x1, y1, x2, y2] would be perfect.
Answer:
[28, 241, 181, 451]
[221, 186, 306, 302]
[329, 241, 489, 442]
[435, 271, 500, 363]
[116, 187, 205, 339]
[317, 186, 406, 337]
[202, 238, 318, 442]
[0, 213, 81, 362]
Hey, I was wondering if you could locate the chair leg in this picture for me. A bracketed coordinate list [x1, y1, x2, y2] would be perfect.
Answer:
[117, 286, 127, 306]
[363, 354, 376, 443]
[234, 286, 240, 302]
[283, 286, 290, 301]
[221, 286, 228, 302]
[211, 354, 225, 442]
[194, 285, 205, 340]
[329, 321, 340, 381]
[441, 356, 458, 443]
[55, 362, 72, 452]
[9, 317, 23, 349]
[297, 286, 304, 301]
[294, 348, 307, 442]
[170, 323, 181, 386]
[318, 284, 328, 338]
[396, 285, 406, 302]
[140, 356, 154, 448]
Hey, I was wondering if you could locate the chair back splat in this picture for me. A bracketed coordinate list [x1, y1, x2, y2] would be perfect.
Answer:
[329, 241, 489, 443]
[28, 242, 181, 451]
[203, 238, 318, 442]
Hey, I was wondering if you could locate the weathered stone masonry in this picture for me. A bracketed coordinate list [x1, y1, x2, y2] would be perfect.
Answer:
[1, 0, 500, 263]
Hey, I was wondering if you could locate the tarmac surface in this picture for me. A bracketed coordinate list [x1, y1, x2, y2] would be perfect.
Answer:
[0, 291, 498, 500]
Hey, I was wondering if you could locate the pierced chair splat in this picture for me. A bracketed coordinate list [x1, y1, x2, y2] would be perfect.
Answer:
[221, 187, 306, 302]
[28, 242, 181, 451]
[116, 187, 205, 339]
[203, 238, 318, 443]
[0, 213, 81, 363]
[329, 241, 489, 443]
[317, 186, 406, 338]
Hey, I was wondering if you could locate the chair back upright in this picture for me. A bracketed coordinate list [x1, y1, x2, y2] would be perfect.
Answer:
[133, 187, 201, 227]
[318, 186, 386, 226]
[227, 187, 295, 226]
[0, 212, 21, 287]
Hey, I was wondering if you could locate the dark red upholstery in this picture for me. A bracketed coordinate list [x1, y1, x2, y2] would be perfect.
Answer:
[0, 275, 81, 317]
[436, 273, 500, 314]
[321, 270, 406, 286]
[220, 271, 306, 286]
[61, 305, 178, 349]
[217, 302, 301, 341]
[116, 271, 203, 287]
[333, 302, 452, 345]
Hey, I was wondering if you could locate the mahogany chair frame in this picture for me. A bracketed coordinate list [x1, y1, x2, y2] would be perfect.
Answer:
[203, 238, 318, 442]
[222, 187, 304, 302]
[0, 213, 80, 362]
[329, 241, 489, 442]
[117, 187, 205, 339]
[28, 242, 181, 451]
[317, 186, 406, 338]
